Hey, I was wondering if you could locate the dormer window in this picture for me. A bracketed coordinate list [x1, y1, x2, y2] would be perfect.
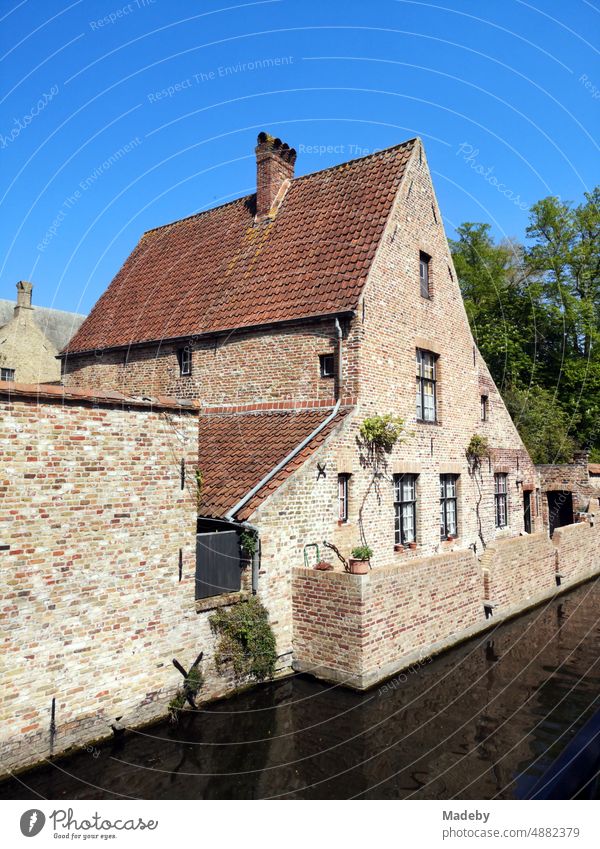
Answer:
[419, 251, 431, 298]
[320, 353, 335, 378]
[177, 346, 192, 377]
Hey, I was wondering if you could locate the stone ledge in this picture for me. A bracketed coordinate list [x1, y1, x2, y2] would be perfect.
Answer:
[194, 591, 250, 613]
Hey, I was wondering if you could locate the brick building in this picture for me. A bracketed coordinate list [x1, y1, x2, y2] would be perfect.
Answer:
[0, 281, 85, 384]
[4, 132, 600, 774]
[63, 132, 539, 563]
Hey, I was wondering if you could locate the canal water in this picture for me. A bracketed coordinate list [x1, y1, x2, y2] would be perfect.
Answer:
[2, 579, 600, 800]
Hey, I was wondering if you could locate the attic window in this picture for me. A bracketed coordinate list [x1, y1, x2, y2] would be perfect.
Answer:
[320, 354, 335, 378]
[177, 346, 192, 377]
[1, 368, 15, 382]
[419, 252, 431, 298]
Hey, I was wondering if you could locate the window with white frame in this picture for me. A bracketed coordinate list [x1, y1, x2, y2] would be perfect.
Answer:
[494, 473, 508, 528]
[338, 474, 349, 523]
[440, 474, 458, 539]
[177, 346, 192, 377]
[416, 349, 437, 422]
[320, 353, 335, 378]
[1, 367, 15, 382]
[394, 474, 417, 546]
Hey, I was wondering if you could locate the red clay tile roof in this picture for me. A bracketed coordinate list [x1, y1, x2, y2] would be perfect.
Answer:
[63, 139, 416, 354]
[589, 464, 600, 476]
[0, 380, 198, 412]
[197, 404, 352, 520]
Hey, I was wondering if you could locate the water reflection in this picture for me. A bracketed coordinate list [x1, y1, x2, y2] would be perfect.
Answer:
[2, 580, 599, 800]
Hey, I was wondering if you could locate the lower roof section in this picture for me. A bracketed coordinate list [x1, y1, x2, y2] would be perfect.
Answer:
[198, 400, 354, 521]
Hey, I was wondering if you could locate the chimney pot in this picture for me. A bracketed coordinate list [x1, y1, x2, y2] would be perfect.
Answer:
[255, 131, 296, 219]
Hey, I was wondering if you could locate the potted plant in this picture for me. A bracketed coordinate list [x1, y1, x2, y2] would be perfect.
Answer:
[347, 545, 373, 574]
[408, 541, 418, 550]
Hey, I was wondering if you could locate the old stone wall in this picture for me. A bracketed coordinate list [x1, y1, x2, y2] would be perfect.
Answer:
[0, 386, 289, 778]
[537, 454, 596, 521]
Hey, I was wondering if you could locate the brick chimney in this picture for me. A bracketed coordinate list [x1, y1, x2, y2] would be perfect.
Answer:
[255, 132, 296, 220]
[14, 280, 33, 318]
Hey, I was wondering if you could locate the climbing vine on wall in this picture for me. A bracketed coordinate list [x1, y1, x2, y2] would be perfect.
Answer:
[210, 597, 277, 682]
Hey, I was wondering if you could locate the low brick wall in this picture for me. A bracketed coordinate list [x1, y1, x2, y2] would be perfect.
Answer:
[553, 520, 600, 586]
[293, 549, 484, 688]
[480, 532, 557, 613]
[293, 525, 600, 690]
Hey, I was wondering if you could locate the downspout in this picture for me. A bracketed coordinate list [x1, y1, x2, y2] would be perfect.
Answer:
[335, 316, 343, 400]
[224, 317, 344, 590]
[225, 318, 344, 522]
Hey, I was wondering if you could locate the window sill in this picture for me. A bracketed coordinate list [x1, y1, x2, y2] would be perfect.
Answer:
[394, 543, 418, 553]
[416, 419, 441, 426]
[195, 591, 249, 613]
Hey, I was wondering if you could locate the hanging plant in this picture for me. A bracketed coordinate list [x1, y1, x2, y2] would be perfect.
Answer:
[359, 414, 405, 453]
[240, 528, 258, 558]
[466, 434, 490, 469]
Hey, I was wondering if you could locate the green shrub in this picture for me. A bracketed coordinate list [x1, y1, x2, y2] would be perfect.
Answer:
[351, 545, 373, 560]
[359, 414, 405, 452]
[240, 529, 258, 557]
[210, 597, 277, 682]
[466, 434, 490, 466]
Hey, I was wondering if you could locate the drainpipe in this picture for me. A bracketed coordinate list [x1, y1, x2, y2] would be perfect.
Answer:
[225, 398, 341, 523]
[223, 316, 344, 585]
[335, 317, 343, 401]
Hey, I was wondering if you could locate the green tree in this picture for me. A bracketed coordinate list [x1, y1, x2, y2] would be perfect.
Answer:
[502, 385, 576, 464]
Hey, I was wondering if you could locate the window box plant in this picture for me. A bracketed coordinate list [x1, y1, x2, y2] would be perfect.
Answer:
[347, 545, 373, 574]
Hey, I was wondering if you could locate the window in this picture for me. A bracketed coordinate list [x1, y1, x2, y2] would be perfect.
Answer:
[481, 395, 489, 421]
[177, 346, 192, 377]
[1, 368, 15, 382]
[394, 474, 417, 545]
[416, 349, 437, 422]
[494, 473, 508, 528]
[440, 474, 458, 539]
[320, 354, 335, 378]
[419, 251, 431, 298]
[338, 474, 349, 523]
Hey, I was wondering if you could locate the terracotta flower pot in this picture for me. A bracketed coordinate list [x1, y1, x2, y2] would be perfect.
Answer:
[408, 542, 417, 550]
[347, 558, 370, 575]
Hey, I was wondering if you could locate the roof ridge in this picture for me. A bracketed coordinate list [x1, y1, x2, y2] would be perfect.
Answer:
[141, 136, 418, 238]
[0, 298, 86, 318]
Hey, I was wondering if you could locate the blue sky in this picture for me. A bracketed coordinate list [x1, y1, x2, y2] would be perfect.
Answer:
[0, 0, 598, 314]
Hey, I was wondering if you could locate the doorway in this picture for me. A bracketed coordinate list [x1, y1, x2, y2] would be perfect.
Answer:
[547, 491, 574, 537]
[523, 490, 532, 534]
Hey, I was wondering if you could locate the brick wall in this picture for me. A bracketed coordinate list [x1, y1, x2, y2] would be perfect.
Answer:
[537, 454, 595, 522]
[292, 548, 484, 689]
[292, 521, 600, 689]
[0, 387, 275, 777]
[553, 519, 600, 586]
[480, 532, 557, 613]
[63, 320, 360, 405]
